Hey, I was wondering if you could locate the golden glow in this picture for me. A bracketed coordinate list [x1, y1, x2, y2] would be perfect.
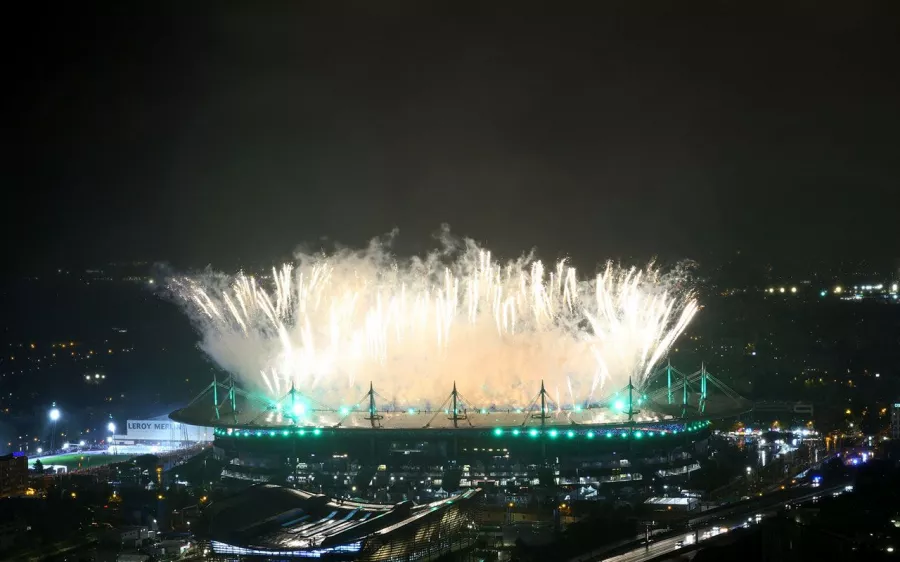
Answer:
[834, 286, 843, 294]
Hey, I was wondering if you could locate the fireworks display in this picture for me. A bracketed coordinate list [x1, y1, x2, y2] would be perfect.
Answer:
[170, 234, 698, 410]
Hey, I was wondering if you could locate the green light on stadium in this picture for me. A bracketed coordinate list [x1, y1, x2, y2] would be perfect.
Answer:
[528, 429, 539, 438]
[613, 399, 625, 412]
[620, 432, 628, 439]
[493, 428, 503, 437]
[298, 429, 306, 436]
[408, 408, 416, 415]
[255, 431, 262, 437]
[635, 431, 643, 439]
[282, 430, 289, 436]
[574, 405, 582, 413]
[480, 409, 488, 414]
[512, 429, 521, 436]
[339, 406, 350, 416]
[605, 432, 613, 438]
[548, 429, 558, 439]
[586, 431, 594, 439]
[313, 428, 322, 436]
[566, 430, 575, 439]
[648, 431, 654, 437]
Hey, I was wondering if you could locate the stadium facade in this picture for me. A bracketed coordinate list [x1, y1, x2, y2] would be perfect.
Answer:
[171, 366, 747, 503]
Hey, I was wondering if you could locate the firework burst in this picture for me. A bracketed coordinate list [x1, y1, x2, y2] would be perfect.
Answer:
[170, 235, 697, 409]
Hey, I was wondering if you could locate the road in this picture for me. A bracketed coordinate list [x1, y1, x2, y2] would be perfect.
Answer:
[577, 483, 848, 562]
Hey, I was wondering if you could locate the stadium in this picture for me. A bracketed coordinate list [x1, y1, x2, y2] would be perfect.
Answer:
[171, 363, 748, 496]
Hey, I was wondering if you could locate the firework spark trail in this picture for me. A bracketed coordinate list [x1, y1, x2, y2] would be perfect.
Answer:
[171, 236, 697, 408]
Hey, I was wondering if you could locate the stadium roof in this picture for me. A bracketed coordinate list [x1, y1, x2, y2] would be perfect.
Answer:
[203, 485, 480, 557]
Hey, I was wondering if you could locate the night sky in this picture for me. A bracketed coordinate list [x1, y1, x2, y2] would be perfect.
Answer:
[6, 2, 900, 273]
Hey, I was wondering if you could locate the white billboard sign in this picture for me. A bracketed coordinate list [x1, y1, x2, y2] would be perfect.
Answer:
[125, 419, 213, 442]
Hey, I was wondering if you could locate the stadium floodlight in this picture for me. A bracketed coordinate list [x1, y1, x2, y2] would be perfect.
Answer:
[107, 422, 116, 433]
[49, 408, 61, 421]
[78, 440, 86, 446]
[291, 402, 305, 417]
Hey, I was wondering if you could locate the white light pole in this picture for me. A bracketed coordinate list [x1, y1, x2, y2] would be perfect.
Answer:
[49, 407, 61, 451]
[108, 422, 117, 455]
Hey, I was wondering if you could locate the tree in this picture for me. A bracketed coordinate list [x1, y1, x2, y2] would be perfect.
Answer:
[34, 459, 44, 474]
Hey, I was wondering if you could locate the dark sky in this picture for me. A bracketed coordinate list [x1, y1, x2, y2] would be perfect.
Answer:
[6, 2, 900, 273]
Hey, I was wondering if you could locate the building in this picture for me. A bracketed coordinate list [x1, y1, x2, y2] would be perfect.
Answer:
[891, 403, 900, 440]
[109, 416, 213, 454]
[0, 453, 28, 497]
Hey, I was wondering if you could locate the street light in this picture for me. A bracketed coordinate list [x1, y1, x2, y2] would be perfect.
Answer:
[108, 422, 117, 455]
[49, 407, 61, 451]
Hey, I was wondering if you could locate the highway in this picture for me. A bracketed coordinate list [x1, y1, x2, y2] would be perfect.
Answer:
[572, 483, 848, 562]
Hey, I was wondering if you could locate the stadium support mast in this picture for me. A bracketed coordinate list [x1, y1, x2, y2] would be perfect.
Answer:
[700, 363, 708, 413]
[667, 360, 673, 405]
[449, 381, 466, 428]
[364, 382, 383, 429]
[213, 373, 220, 420]
[535, 380, 550, 428]
[626, 376, 640, 424]
[229, 374, 237, 422]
